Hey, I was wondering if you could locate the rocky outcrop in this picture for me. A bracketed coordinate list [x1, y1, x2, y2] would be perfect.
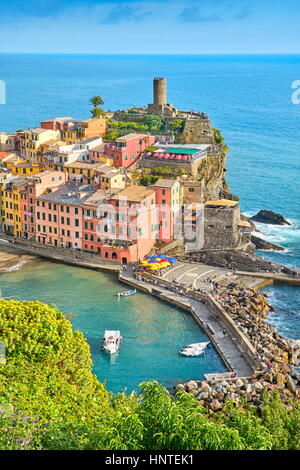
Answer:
[251, 210, 291, 226]
[251, 235, 285, 251]
[176, 286, 300, 411]
[241, 214, 259, 232]
[182, 249, 281, 273]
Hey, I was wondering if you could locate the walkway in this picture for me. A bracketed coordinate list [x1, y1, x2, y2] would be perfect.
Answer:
[0, 235, 120, 273]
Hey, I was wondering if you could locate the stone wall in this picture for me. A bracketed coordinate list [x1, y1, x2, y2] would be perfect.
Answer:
[180, 119, 214, 145]
[204, 206, 241, 250]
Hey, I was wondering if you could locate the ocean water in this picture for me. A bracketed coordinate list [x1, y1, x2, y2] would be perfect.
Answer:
[0, 53, 299, 351]
[0, 259, 225, 393]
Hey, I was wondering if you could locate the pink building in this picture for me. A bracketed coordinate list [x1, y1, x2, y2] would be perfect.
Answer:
[20, 171, 66, 239]
[81, 185, 159, 264]
[104, 133, 155, 169]
[35, 181, 95, 249]
[153, 179, 182, 242]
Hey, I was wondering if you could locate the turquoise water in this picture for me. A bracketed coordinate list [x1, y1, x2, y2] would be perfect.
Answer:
[0, 259, 225, 392]
[0, 53, 299, 370]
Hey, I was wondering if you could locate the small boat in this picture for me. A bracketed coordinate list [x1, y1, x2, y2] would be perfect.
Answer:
[117, 289, 136, 297]
[102, 330, 122, 355]
[179, 342, 210, 357]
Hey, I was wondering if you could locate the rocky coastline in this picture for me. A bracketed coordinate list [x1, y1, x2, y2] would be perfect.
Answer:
[176, 284, 300, 411]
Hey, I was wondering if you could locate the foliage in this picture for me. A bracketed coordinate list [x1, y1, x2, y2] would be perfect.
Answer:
[139, 175, 160, 186]
[1, 299, 300, 450]
[143, 115, 165, 133]
[212, 128, 224, 144]
[89, 95, 105, 118]
[168, 119, 185, 134]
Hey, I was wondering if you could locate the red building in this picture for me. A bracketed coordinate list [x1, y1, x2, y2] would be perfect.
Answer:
[105, 133, 155, 169]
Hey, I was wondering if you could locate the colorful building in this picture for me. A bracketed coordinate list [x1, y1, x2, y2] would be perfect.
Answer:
[20, 171, 66, 239]
[35, 182, 95, 249]
[21, 128, 61, 161]
[40, 117, 79, 132]
[61, 117, 106, 143]
[65, 162, 105, 185]
[104, 133, 155, 168]
[43, 137, 102, 171]
[11, 161, 44, 177]
[153, 179, 182, 242]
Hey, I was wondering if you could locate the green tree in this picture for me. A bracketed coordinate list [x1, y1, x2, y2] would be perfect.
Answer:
[89, 95, 105, 118]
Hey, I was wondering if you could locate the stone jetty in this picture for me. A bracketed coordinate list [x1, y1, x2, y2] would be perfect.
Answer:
[177, 285, 300, 410]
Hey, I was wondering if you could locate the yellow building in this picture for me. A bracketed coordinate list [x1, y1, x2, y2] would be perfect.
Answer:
[61, 117, 106, 143]
[22, 128, 61, 161]
[11, 161, 44, 176]
[65, 162, 105, 185]
[0, 175, 27, 237]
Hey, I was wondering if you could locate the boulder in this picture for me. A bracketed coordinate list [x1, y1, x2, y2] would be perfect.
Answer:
[185, 380, 198, 392]
[251, 235, 284, 251]
[175, 383, 186, 392]
[250, 210, 291, 226]
[286, 375, 297, 394]
[210, 399, 223, 411]
[276, 374, 287, 387]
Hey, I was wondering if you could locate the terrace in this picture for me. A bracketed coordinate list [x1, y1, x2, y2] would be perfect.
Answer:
[143, 145, 210, 164]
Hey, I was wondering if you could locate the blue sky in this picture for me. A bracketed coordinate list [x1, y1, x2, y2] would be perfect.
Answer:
[0, 0, 300, 54]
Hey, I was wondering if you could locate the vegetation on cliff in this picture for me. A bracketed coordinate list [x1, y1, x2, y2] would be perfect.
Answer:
[1, 299, 299, 450]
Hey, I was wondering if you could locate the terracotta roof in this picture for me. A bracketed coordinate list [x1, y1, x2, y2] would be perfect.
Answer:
[116, 133, 148, 142]
[205, 199, 238, 208]
[113, 185, 154, 202]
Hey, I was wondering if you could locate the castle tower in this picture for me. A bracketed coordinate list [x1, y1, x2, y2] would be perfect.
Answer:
[153, 77, 167, 106]
[147, 77, 177, 117]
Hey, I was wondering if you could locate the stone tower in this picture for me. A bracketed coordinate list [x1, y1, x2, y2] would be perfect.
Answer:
[147, 77, 177, 117]
[153, 77, 167, 106]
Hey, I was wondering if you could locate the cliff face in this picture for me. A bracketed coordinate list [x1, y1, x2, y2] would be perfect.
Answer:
[196, 148, 231, 201]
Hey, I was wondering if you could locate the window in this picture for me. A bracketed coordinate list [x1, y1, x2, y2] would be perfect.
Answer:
[66, 206, 70, 213]
[75, 219, 79, 227]
[75, 232, 79, 238]
[61, 217, 64, 224]
[66, 218, 70, 226]
[75, 207, 78, 215]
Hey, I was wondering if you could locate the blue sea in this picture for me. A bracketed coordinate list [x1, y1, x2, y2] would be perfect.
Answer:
[0, 54, 299, 383]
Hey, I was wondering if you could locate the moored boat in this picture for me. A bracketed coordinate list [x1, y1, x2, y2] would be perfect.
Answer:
[117, 289, 136, 297]
[179, 342, 210, 357]
[102, 330, 122, 354]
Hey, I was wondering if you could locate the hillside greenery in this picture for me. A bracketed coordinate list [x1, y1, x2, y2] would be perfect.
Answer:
[0, 299, 299, 450]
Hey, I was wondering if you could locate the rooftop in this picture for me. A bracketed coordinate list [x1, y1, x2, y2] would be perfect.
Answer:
[41, 117, 76, 123]
[112, 185, 154, 203]
[205, 199, 238, 208]
[116, 133, 147, 142]
[37, 182, 96, 206]
[66, 162, 105, 170]
[153, 178, 178, 189]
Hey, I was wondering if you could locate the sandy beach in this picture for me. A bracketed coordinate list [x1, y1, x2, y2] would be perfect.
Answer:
[0, 246, 35, 273]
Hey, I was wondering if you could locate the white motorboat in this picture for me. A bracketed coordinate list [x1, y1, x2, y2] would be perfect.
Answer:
[117, 289, 136, 297]
[103, 330, 122, 355]
[179, 342, 210, 357]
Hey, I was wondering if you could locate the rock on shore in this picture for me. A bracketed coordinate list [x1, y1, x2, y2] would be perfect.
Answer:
[251, 235, 285, 251]
[176, 285, 300, 411]
[250, 210, 291, 226]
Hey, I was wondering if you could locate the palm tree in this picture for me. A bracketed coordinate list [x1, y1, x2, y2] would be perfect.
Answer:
[89, 95, 104, 107]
